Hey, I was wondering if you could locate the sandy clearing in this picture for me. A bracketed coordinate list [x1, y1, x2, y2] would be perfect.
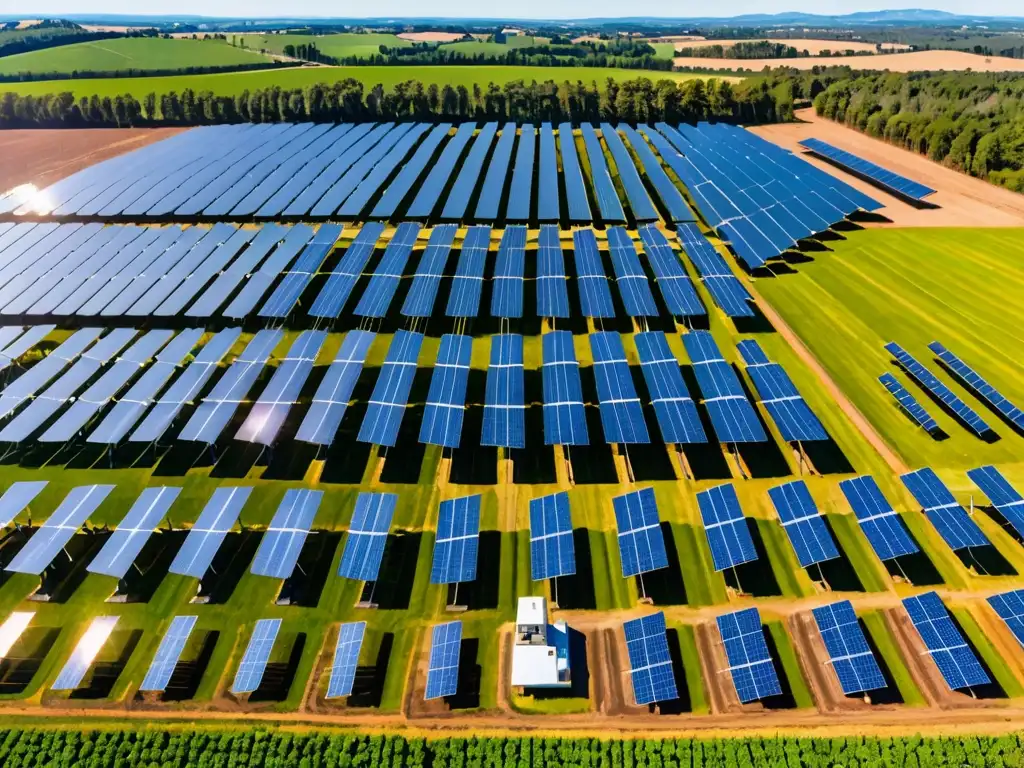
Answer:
[674, 49, 1024, 72]
[397, 32, 467, 43]
[750, 108, 1024, 227]
[674, 39, 909, 55]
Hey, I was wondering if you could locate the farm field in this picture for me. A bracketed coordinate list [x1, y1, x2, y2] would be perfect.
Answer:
[240, 32, 413, 58]
[0, 37, 273, 75]
[673, 49, 1024, 72]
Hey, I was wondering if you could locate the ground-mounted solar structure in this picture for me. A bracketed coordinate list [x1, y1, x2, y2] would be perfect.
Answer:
[338, 492, 396, 585]
[541, 330, 588, 446]
[696, 483, 758, 572]
[622, 611, 677, 705]
[431, 495, 481, 603]
[612, 487, 668, 587]
[902, 592, 989, 690]
[87, 486, 180, 580]
[426, 621, 462, 700]
[928, 341, 1024, 431]
[529, 491, 575, 582]
[811, 600, 886, 695]
[900, 468, 990, 552]
[325, 621, 366, 699]
[0, 611, 34, 661]
[767, 480, 840, 569]
[838, 475, 919, 562]
[0, 480, 48, 527]
[683, 330, 766, 445]
[139, 615, 199, 693]
[51, 615, 119, 691]
[716, 607, 782, 703]
[590, 331, 650, 445]
[799, 138, 937, 201]
[737, 339, 827, 444]
[967, 465, 1024, 539]
[987, 589, 1024, 649]
[169, 487, 252, 579]
[879, 372, 941, 435]
[358, 330, 423, 448]
[634, 331, 706, 445]
[250, 489, 322, 580]
[231, 618, 282, 695]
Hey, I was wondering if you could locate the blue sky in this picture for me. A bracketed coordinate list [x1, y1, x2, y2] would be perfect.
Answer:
[21, 1, 1024, 18]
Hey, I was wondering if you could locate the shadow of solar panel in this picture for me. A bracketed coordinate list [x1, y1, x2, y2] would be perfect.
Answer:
[357, 330, 423, 448]
[590, 331, 649, 444]
[370, 124, 450, 218]
[140, 615, 198, 692]
[169, 486, 251, 578]
[426, 621, 462, 699]
[232, 618, 282, 695]
[558, 123, 592, 223]
[482, 334, 525, 449]
[404, 225, 457, 317]
[0, 480, 48, 528]
[507, 125, 535, 221]
[623, 611, 677, 704]
[682, 330, 765, 444]
[309, 223, 385, 319]
[600, 124, 658, 222]
[607, 227, 658, 317]
[619, 125, 695, 223]
[441, 123, 498, 221]
[613, 487, 667, 577]
[635, 331, 705, 444]
[446, 225, 490, 318]
[529, 491, 575, 581]
[697, 483, 757, 571]
[431, 495, 481, 584]
[251, 489, 322, 579]
[799, 138, 936, 200]
[768, 480, 840, 568]
[571, 229, 615, 318]
[903, 592, 989, 690]
[339, 493, 396, 582]
[838, 475, 918, 561]
[811, 600, 885, 694]
[541, 330, 588, 446]
[491, 226, 526, 319]
[581, 124, 626, 223]
[88, 486, 181, 579]
[737, 339, 827, 443]
[879, 372, 940, 434]
[900, 468, 989, 551]
[296, 330, 375, 446]
[326, 621, 366, 698]
[636, 225, 704, 317]
[258, 224, 344, 318]
[674, 224, 753, 318]
[929, 342, 1024, 431]
[52, 615, 119, 691]
[475, 122, 516, 221]
[420, 334, 472, 448]
[988, 589, 1024, 649]
[716, 607, 781, 703]
[968, 465, 1024, 539]
[536, 225, 569, 318]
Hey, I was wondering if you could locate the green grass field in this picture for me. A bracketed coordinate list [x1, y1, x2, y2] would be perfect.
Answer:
[0, 37, 272, 75]
[239, 32, 413, 59]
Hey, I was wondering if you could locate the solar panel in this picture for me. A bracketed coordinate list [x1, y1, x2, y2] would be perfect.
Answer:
[623, 612, 677, 705]
[353, 223, 420, 318]
[675, 224, 754, 319]
[339, 124, 432, 217]
[490, 226, 526, 319]
[619, 124, 696, 223]
[475, 122, 516, 221]
[928, 341, 1024, 431]
[139, 615, 199, 692]
[440, 123, 498, 221]
[571, 229, 615, 318]
[425, 621, 462, 700]
[430, 495, 481, 584]
[606, 227, 658, 317]
[168, 487, 251, 578]
[295, 330, 375, 446]
[0, 611, 33, 660]
[406, 123, 475, 218]
[221, 225, 315, 318]
[697, 484, 758, 572]
[326, 621, 366, 698]
[600, 124, 658, 221]
[357, 330, 423, 447]
[403, 224, 457, 317]
[51, 615, 119, 691]
[309, 223, 385, 319]
[6, 484, 115, 574]
[541, 331, 589, 446]
[0, 480, 47, 527]
[87, 486, 181, 579]
[884, 342, 991, 437]
[737, 339, 827, 443]
[580, 123, 626, 223]
[590, 332, 650, 445]
[338, 492, 396, 582]
[231, 618, 282, 695]
[967, 465, 1024, 539]
[879, 373, 941, 434]
[613, 487, 668, 578]
[811, 600, 886, 694]
[900, 468, 990, 551]
[419, 334, 472, 449]
[251, 489, 322, 579]
[683, 331, 766, 444]
[902, 592, 989, 690]
[0, 328, 103, 420]
[0, 325, 54, 372]
[799, 138, 936, 200]
[529, 491, 575, 581]
[716, 607, 782, 703]
[506, 125, 535, 221]
[152, 227, 258, 317]
[258, 224, 343, 318]
[838, 475, 919, 561]
[446, 225, 490, 318]
[635, 331, 706, 444]
[987, 589, 1024, 649]
[768, 480, 840, 568]
[558, 123, 592, 223]
[636, 225, 705, 317]
[536, 225, 569, 318]
[482, 334, 525, 449]
[537, 124, 560, 221]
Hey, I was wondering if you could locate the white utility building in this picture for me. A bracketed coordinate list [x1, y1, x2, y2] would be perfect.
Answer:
[510, 596, 571, 689]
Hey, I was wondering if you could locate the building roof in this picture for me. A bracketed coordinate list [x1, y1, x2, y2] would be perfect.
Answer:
[517, 596, 547, 627]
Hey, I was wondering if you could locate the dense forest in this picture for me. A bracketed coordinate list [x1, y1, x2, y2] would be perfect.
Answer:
[804, 69, 1024, 192]
[0, 75, 791, 127]
[0, 729, 1021, 767]
[676, 41, 801, 60]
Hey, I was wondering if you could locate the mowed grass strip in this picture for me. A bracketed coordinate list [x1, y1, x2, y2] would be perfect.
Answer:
[670, 621, 710, 714]
[764, 620, 815, 708]
[860, 610, 926, 706]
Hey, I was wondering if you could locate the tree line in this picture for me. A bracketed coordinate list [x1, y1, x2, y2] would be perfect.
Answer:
[676, 41, 801, 60]
[0, 61, 289, 83]
[0, 75, 792, 128]
[0, 729, 1021, 767]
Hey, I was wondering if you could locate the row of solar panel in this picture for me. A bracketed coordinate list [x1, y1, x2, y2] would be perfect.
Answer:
[3, 122, 700, 225]
[799, 138, 937, 201]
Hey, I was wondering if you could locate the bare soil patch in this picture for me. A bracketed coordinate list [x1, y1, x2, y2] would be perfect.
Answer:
[674, 49, 1024, 72]
[750, 108, 1024, 227]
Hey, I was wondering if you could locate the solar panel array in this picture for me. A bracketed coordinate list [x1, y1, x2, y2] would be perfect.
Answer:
[420, 334, 472, 448]
[967, 465, 1024, 539]
[326, 621, 366, 698]
[426, 621, 462, 700]
[636, 225, 705, 318]
[296, 330, 374, 446]
[482, 334, 525, 449]
[169, 487, 251, 578]
[767, 480, 840, 568]
[716, 607, 782, 703]
[902, 592, 990, 690]
[87, 486, 180, 579]
[140, 615, 199, 692]
[51, 615, 119, 691]
[987, 589, 1024, 649]
[536, 225, 569, 318]
[590, 331, 650, 445]
[879, 372, 941, 435]
[622, 612, 678, 705]
[529, 491, 576, 581]
[799, 138, 936, 200]
[431, 495, 481, 585]
[339, 493, 396, 582]
[838, 475, 919, 561]
[696, 483, 758, 572]
[613, 487, 668, 578]
[0, 611, 34, 660]
[0, 480, 47, 527]
[250, 489, 322, 579]
[635, 331, 706, 444]
[232, 618, 282, 695]
[928, 341, 1024, 431]
[358, 330, 423, 447]
[900, 468, 990, 551]
[541, 331, 589, 446]
[737, 339, 828, 443]
[811, 600, 886, 695]
[683, 330, 766, 444]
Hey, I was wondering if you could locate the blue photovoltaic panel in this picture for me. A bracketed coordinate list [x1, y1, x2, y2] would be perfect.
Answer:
[737, 339, 828, 443]
[6, 484, 115, 574]
[0, 328, 103, 421]
[929, 341, 1024, 431]
[623, 612, 677, 705]
[590, 332, 650, 445]
[537, 124, 560, 222]
[326, 621, 366, 698]
[258, 224, 344, 318]
[879, 373, 941, 434]
[900, 468, 989, 551]
[536, 225, 569, 318]
[968, 465, 1024, 539]
[571, 229, 615, 318]
[0, 325, 54, 372]
[220, 225, 315, 318]
[683, 331, 766, 444]
[634, 331, 706, 444]
[637, 225, 705, 318]
[607, 227, 658, 317]
[839, 475, 919, 561]
[339, 123, 432, 217]
[558, 123, 592, 223]
[51, 615, 119, 691]
[250, 489, 322, 579]
[580, 124, 626, 223]
[716, 607, 782, 703]
[403, 224, 457, 317]
[506, 125, 535, 221]
[430, 495, 481, 584]
[87, 486, 181, 579]
[169, 487, 252, 578]
[139, 615, 199, 692]
[490, 225, 526, 318]
[407, 123, 476, 218]
[0, 480, 48, 528]
[358, 330, 423, 447]
[529, 491, 575, 581]
[885, 342, 991, 437]
[369, 124, 450, 218]
[296, 330, 375, 446]
[338, 492, 396, 582]
[426, 621, 462, 700]
[613, 487, 667, 578]
[811, 600, 886, 695]
[988, 589, 1024, 649]
[446, 225, 490, 318]
[231, 618, 282, 695]
[768, 480, 840, 568]
[675, 224, 754, 318]
[440, 123, 497, 221]
[903, 592, 989, 690]
[541, 331, 588, 446]
[697, 484, 757, 572]
[354, 223, 420, 318]
[600, 124, 658, 222]
[800, 138, 936, 200]
[419, 334, 472, 449]
[475, 123, 516, 221]
[482, 334, 525, 449]
[309, 222, 385, 319]
[619, 124, 696, 223]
